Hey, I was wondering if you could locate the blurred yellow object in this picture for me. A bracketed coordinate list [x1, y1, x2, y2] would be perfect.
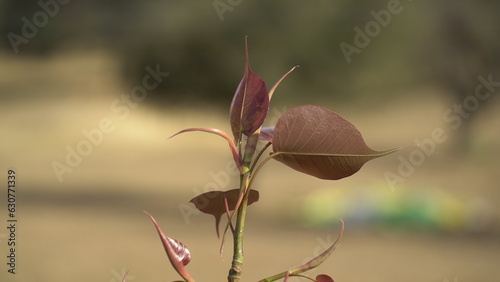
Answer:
[299, 184, 495, 234]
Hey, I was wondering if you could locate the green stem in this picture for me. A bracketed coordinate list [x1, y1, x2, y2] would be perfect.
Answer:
[227, 132, 266, 281]
[228, 174, 251, 282]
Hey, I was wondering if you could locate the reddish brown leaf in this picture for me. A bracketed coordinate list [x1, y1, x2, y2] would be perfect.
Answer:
[316, 274, 334, 282]
[272, 105, 403, 180]
[190, 189, 259, 237]
[242, 126, 274, 142]
[230, 37, 269, 143]
[144, 212, 194, 282]
[258, 126, 274, 142]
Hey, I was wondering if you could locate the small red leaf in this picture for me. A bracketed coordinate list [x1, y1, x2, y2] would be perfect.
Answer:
[144, 212, 194, 282]
[272, 105, 403, 180]
[165, 237, 191, 266]
[259, 126, 274, 142]
[242, 126, 274, 142]
[230, 37, 269, 143]
[190, 189, 259, 237]
[316, 274, 334, 282]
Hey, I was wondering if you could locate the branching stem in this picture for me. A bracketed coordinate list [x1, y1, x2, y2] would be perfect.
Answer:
[227, 173, 252, 282]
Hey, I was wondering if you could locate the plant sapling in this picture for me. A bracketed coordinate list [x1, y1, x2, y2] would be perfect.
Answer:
[144, 37, 404, 282]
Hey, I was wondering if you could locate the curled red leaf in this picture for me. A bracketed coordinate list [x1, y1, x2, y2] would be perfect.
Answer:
[144, 211, 194, 282]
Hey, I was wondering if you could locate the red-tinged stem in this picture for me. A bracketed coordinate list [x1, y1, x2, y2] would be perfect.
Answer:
[249, 142, 272, 173]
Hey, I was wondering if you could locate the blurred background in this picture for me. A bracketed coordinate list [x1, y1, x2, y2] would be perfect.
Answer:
[1, 0, 499, 281]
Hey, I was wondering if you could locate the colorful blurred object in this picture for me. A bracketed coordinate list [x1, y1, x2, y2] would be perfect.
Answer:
[299, 185, 495, 234]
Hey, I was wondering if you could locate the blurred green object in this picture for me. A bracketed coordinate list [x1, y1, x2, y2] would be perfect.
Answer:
[299, 184, 495, 234]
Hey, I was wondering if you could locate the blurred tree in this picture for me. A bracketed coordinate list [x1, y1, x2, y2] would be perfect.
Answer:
[0, 0, 137, 54]
[1, 0, 499, 112]
[424, 0, 500, 152]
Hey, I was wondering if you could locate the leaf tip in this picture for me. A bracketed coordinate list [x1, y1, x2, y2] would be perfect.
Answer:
[393, 143, 420, 153]
[244, 36, 251, 69]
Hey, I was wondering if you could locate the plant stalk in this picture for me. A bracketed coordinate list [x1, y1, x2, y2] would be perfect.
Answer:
[227, 175, 251, 282]
[228, 132, 260, 281]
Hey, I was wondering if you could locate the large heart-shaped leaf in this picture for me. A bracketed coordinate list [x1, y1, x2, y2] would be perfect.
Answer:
[190, 189, 259, 238]
[272, 105, 402, 180]
[230, 37, 269, 143]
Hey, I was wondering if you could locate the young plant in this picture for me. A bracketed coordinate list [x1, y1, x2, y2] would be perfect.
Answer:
[145, 37, 403, 282]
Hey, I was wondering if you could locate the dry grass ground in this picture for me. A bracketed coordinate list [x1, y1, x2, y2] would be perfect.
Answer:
[1, 52, 499, 281]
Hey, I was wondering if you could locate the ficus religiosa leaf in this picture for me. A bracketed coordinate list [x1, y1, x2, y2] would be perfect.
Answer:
[144, 212, 194, 282]
[272, 105, 403, 180]
[190, 189, 259, 238]
[230, 37, 269, 143]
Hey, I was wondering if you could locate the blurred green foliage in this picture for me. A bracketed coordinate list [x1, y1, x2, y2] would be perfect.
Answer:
[1, 0, 499, 107]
